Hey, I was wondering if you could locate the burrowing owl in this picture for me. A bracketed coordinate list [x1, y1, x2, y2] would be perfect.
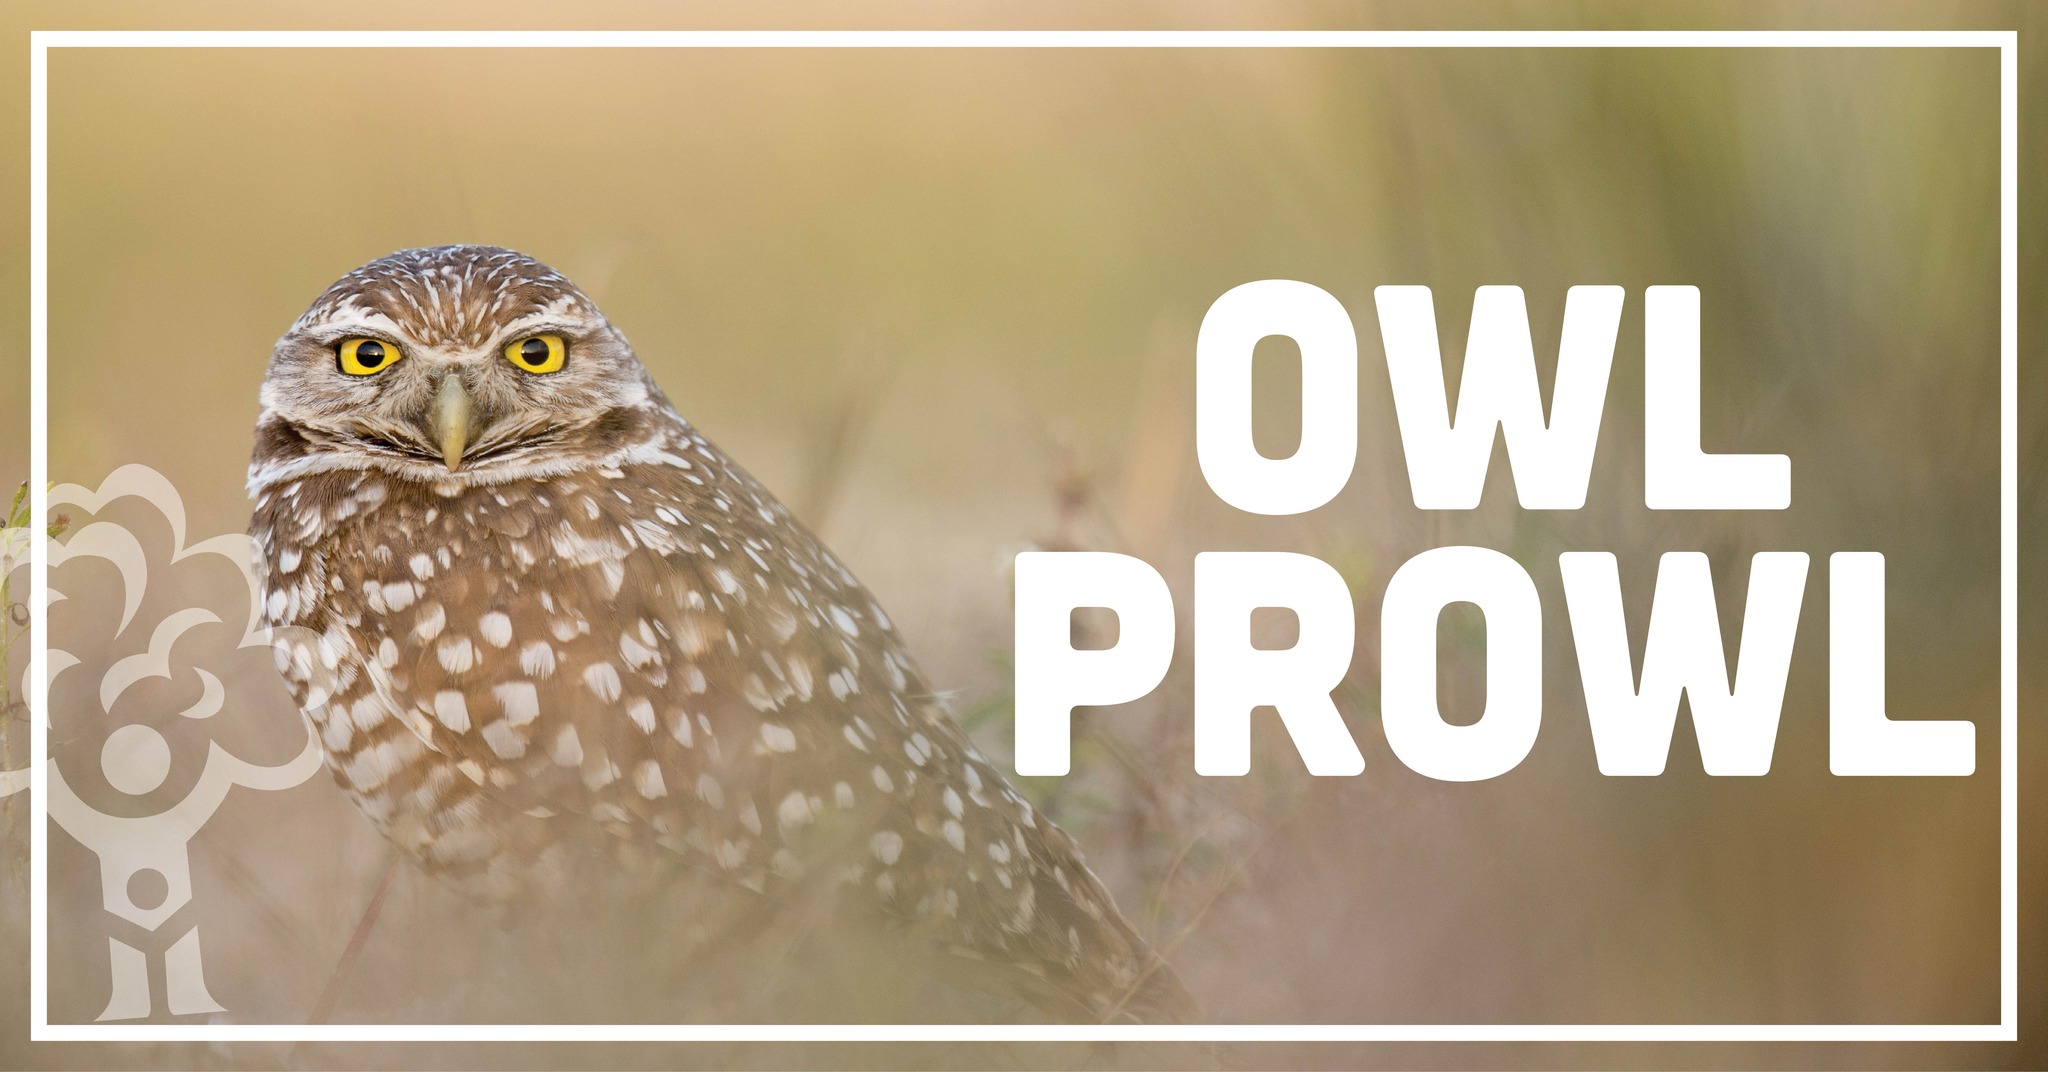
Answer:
[248, 245, 1188, 1022]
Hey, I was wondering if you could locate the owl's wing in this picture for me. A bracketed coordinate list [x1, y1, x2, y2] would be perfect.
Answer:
[304, 436, 1188, 1022]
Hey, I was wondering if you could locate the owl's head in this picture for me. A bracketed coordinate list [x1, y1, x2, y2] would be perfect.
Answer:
[251, 245, 672, 491]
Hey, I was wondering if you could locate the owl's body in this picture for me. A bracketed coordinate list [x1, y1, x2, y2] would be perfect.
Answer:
[249, 246, 1186, 1023]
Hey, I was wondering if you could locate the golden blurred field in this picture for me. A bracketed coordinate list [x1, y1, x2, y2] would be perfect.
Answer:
[1, 2, 2044, 1069]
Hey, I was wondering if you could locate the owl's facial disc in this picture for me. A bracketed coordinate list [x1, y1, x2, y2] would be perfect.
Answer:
[252, 246, 671, 490]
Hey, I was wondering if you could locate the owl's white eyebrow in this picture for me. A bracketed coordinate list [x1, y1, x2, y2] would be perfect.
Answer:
[302, 315, 407, 345]
[487, 316, 587, 346]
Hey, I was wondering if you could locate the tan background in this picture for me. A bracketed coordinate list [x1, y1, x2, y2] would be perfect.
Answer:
[1, 2, 2044, 1069]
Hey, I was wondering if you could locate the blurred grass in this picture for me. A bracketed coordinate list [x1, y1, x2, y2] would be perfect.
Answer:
[0, 1, 2042, 1068]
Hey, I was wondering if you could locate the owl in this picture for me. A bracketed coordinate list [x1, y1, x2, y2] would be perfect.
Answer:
[247, 245, 1190, 1024]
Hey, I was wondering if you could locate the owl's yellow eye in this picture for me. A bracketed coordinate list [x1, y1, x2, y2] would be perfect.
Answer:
[337, 338, 402, 376]
[505, 334, 566, 374]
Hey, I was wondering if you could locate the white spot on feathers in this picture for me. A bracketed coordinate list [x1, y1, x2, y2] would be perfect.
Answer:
[481, 720, 526, 759]
[634, 760, 667, 799]
[437, 635, 476, 674]
[626, 697, 656, 734]
[432, 690, 469, 732]
[478, 612, 513, 648]
[619, 630, 658, 668]
[582, 662, 622, 702]
[493, 681, 539, 725]
[520, 641, 557, 677]
[696, 773, 724, 808]
[759, 723, 797, 753]
[551, 725, 584, 767]
[777, 790, 812, 832]
[413, 602, 446, 640]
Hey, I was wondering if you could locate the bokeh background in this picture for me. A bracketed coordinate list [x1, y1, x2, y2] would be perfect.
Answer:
[1, 1, 2044, 1069]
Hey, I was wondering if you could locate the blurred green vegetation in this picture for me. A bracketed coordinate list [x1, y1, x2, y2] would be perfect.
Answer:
[0, 1, 2042, 1068]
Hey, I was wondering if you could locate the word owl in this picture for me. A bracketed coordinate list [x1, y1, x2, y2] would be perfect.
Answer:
[248, 245, 1189, 1023]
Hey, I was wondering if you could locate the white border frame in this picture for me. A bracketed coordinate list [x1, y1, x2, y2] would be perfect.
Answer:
[24, 28, 2019, 1045]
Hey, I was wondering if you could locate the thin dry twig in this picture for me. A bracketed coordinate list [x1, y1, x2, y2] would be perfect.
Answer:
[1147, 819, 1225, 940]
[1101, 836, 1249, 1025]
[307, 857, 399, 1026]
[1102, 783, 1321, 1025]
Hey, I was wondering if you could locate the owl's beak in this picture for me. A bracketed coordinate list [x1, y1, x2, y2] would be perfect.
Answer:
[434, 373, 475, 472]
